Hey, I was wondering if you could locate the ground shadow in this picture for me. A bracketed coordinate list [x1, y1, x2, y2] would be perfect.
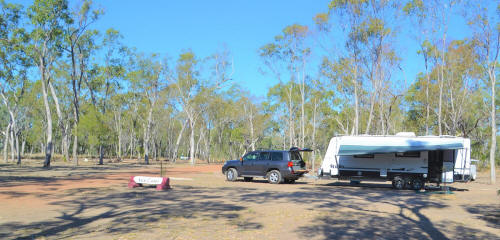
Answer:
[465, 204, 500, 229]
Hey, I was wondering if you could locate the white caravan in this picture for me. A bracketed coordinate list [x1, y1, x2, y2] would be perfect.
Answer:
[318, 133, 473, 190]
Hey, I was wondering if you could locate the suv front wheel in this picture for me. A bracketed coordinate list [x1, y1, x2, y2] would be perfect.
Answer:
[226, 168, 238, 182]
[267, 170, 283, 184]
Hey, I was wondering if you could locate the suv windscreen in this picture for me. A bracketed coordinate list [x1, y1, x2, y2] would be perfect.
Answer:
[271, 152, 283, 161]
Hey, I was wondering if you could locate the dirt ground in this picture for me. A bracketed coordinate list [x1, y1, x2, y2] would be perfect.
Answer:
[0, 159, 499, 240]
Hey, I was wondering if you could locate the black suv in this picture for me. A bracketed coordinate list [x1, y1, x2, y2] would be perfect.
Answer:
[222, 147, 311, 184]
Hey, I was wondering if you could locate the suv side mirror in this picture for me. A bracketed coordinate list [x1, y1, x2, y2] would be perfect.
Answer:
[239, 157, 243, 162]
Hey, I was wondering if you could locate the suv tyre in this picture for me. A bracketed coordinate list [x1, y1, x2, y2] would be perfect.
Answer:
[226, 168, 237, 182]
[267, 170, 283, 184]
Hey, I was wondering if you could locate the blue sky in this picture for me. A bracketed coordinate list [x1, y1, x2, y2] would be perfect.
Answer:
[90, 0, 330, 99]
[14, 0, 478, 99]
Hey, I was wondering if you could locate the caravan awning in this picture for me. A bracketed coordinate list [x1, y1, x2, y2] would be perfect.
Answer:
[337, 137, 464, 155]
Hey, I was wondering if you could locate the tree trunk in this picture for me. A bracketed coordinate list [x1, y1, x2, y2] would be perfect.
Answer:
[3, 124, 9, 163]
[15, 131, 20, 165]
[365, 92, 377, 135]
[438, 33, 446, 136]
[9, 127, 14, 162]
[49, 81, 68, 162]
[173, 119, 188, 162]
[288, 86, 293, 148]
[300, 63, 305, 148]
[73, 122, 78, 166]
[99, 145, 104, 165]
[64, 123, 70, 163]
[247, 105, 256, 151]
[438, 74, 443, 136]
[189, 119, 196, 165]
[353, 64, 359, 135]
[116, 111, 122, 160]
[144, 108, 153, 165]
[489, 69, 496, 184]
[40, 65, 53, 168]
[426, 74, 430, 135]
[21, 139, 25, 158]
[144, 124, 149, 165]
[312, 98, 317, 174]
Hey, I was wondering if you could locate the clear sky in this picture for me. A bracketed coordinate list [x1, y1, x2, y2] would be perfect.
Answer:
[90, 0, 331, 99]
[14, 0, 477, 98]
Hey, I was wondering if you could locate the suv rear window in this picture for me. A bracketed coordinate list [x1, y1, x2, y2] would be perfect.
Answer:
[289, 151, 302, 161]
[271, 152, 283, 161]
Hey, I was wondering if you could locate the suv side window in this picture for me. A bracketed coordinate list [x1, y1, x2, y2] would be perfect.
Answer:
[271, 152, 283, 161]
[259, 152, 271, 161]
[243, 152, 258, 161]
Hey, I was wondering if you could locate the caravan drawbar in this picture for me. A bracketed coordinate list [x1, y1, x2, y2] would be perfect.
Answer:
[318, 133, 472, 190]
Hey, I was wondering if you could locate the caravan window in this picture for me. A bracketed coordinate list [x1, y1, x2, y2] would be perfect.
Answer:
[395, 151, 420, 158]
[353, 154, 374, 158]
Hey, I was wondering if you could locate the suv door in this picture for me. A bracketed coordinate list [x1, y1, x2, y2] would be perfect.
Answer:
[254, 151, 272, 176]
[241, 152, 259, 175]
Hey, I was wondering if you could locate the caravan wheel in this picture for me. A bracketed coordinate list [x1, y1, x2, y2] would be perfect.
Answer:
[412, 178, 424, 190]
[393, 176, 404, 190]
[404, 176, 413, 189]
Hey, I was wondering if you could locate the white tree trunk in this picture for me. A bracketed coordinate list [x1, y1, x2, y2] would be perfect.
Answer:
[189, 119, 196, 165]
[312, 98, 317, 174]
[489, 69, 496, 184]
[173, 119, 188, 162]
[3, 124, 9, 163]
[353, 64, 359, 135]
[39, 49, 53, 168]
[9, 126, 14, 162]
[144, 108, 153, 165]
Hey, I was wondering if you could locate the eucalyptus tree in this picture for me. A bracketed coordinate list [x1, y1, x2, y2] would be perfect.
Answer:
[78, 31, 126, 165]
[127, 52, 165, 165]
[404, 0, 437, 135]
[27, 0, 71, 168]
[62, 0, 101, 165]
[467, 1, 500, 184]
[260, 24, 310, 147]
[0, 1, 30, 164]
[325, 0, 370, 135]
[170, 50, 201, 164]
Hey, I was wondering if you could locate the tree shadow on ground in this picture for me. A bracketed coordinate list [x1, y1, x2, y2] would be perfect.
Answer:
[228, 181, 496, 240]
[0, 185, 252, 239]
[0, 171, 496, 240]
[465, 204, 500, 229]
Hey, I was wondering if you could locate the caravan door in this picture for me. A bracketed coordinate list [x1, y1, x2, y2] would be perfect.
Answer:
[442, 150, 454, 183]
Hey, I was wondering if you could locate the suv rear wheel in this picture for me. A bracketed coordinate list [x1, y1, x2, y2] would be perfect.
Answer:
[226, 168, 237, 182]
[267, 170, 282, 184]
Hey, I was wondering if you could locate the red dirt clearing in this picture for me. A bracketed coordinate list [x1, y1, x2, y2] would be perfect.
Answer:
[0, 164, 222, 217]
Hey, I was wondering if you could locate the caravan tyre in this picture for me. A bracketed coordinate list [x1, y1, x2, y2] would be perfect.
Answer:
[393, 176, 404, 190]
[404, 176, 413, 189]
[412, 178, 424, 190]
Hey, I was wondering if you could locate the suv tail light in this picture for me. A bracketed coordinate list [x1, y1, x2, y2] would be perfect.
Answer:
[287, 161, 294, 167]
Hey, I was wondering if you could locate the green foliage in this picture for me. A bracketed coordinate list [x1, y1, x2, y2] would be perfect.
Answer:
[0, 0, 497, 168]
